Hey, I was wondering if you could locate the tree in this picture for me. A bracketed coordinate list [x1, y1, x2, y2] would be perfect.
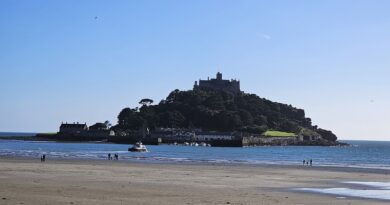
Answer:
[139, 98, 154, 107]
[239, 110, 254, 125]
[117, 108, 145, 130]
[139, 106, 158, 129]
[214, 111, 243, 131]
[159, 111, 186, 128]
[204, 94, 225, 111]
[104, 120, 112, 128]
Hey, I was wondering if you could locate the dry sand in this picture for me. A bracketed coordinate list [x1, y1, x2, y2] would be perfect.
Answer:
[0, 158, 389, 205]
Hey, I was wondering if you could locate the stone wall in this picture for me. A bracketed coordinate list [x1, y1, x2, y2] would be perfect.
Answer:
[242, 136, 300, 146]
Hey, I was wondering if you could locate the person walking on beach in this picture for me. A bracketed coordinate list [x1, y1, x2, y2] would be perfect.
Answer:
[108, 153, 111, 160]
[41, 154, 46, 162]
[114, 154, 118, 160]
[309, 159, 312, 166]
[302, 159, 305, 166]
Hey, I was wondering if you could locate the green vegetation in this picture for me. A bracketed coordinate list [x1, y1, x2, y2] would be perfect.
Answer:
[112, 89, 338, 142]
[263, 130, 297, 137]
[38, 132, 57, 135]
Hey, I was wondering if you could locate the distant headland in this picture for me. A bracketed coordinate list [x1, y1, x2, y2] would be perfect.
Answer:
[30, 72, 345, 147]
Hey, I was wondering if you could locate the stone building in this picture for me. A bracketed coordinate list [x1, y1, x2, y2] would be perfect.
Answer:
[59, 122, 88, 134]
[194, 131, 236, 141]
[58, 122, 114, 140]
[193, 72, 241, 94]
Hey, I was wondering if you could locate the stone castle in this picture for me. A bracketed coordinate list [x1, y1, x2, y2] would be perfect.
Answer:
[193, 72, 241, 93]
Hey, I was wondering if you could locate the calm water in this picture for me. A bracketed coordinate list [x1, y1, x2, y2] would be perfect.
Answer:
[0, 140, 389, 169]
[0, 132, 36, 137]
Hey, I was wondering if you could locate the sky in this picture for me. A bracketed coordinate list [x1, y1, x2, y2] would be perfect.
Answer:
[1, 0, 389, 141]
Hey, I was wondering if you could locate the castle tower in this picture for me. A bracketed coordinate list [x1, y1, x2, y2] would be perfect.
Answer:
[216, 72, 222, 80]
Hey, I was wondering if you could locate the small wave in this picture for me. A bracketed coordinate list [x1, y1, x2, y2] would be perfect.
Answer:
[296, 187, 390, 200]
[344, 181, 390, 189]
[296, 181, 390, 201]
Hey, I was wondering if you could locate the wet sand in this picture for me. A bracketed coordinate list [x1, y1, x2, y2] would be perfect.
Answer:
[0, 157, 389, 205]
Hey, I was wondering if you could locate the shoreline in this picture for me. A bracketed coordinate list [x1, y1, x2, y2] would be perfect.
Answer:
[0, 135, 349, 146]
[1, 154, 390, 174]
[1, 157, 390, 204]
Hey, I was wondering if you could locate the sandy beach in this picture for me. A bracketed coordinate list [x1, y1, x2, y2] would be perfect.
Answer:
[0, 158, 389, 205]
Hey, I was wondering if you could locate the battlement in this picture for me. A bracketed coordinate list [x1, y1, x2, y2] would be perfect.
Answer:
[193, 72, 241, 93]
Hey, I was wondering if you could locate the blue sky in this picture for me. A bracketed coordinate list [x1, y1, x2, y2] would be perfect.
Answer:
[1, 0, 389, 140]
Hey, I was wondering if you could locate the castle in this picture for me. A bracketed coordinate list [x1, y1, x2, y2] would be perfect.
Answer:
[193, 72, 241, 93]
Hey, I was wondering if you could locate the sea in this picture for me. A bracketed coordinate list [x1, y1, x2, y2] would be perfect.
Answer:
[0, 135, 389, 170]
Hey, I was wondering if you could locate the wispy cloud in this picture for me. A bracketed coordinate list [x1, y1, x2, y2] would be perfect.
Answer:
[262, 34, 271, 40]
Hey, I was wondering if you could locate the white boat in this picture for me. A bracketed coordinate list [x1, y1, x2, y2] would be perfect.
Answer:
[191, 142, 199, 147]
[128, 142, 148, 152]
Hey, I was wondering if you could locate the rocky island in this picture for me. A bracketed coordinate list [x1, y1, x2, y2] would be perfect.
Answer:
[34, 72, 345, 147]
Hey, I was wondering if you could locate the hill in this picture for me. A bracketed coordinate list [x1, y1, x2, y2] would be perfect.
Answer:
[112, 89, 338, 142]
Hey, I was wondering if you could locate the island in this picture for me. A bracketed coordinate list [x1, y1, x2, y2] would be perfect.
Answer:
[34, 72, 346, 147]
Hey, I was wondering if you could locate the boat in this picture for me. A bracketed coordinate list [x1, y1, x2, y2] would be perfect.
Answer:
[190, 142, 198, 146]
[128, 142, 148, 152]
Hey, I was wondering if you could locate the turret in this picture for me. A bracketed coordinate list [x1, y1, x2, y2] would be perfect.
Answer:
[193, 81, 198, 90]
[216, 72, 222, 80]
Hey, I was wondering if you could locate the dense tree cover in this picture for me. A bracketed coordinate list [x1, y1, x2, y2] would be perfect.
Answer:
[113, 89, 337, 141]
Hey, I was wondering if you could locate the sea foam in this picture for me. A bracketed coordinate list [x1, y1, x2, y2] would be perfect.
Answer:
[296, 181, 390, 200]
[344, 181, 390, 189]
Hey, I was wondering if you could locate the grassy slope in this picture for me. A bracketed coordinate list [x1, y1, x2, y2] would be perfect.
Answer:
[263, 130, 297, 137]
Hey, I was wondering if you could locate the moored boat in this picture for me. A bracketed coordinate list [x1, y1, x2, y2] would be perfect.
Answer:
[128, 142, 148, 152]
